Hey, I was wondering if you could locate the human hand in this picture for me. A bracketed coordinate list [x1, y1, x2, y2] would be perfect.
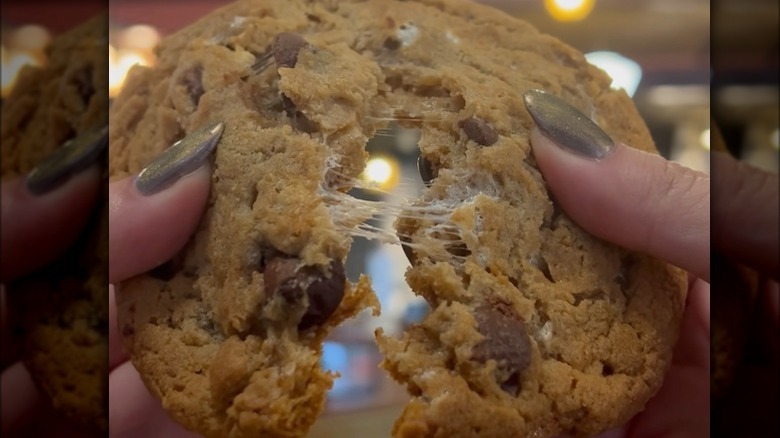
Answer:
[1, 128, 104, 436]
[524, 89, 778, 437]
[108, 123, 222, 438]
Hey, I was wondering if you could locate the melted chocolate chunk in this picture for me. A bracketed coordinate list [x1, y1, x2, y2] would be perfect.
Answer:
[263, 257, 345, 329]
[460, 117, 498, 146]
[417, 155, 438, 187]
[299, 260, 345, 329]
[181, 66, 204, 106]
[472, 302, 532, 392]
[271, 32, 309, 68]
[264, 257, 304, 304]
[383, 36, 401, 50]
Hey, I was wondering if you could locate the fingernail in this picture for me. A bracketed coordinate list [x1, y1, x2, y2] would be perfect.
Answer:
[523, 89, 614, 159]
[25, 125, 108, 195]
[135, 121, 224, 196]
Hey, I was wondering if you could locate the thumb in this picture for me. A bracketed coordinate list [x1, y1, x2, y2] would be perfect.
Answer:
[711, 150, 778, 280]
[1, 166, 100, 281]
[524, 89, 710, 281]
[108, 122, 222, 284]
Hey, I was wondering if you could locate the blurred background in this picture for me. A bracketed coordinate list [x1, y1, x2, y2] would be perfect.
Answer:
[2, 0, 777, 436]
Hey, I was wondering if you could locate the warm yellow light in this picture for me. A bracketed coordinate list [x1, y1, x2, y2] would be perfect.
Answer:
[11, 25, 51, 50]
[772, 128, 779, 151]
[362, 156, 399, 189]
[544, 0, 595, 22]
[365, 158, 393, 184]
[1, 50, 42, 98]
[119, 24, 161, 50]
[585, 51, 642, 97]
[699, 128, 711, 151]
[109, 46, 151, 97]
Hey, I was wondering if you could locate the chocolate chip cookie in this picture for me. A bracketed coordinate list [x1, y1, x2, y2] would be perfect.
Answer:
[1, 13, 109, 434]
[108, 1, 687, 437]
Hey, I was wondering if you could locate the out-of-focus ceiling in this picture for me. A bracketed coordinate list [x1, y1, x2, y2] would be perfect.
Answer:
[5, 0, 776, 83]
[103, 0, 776, 86]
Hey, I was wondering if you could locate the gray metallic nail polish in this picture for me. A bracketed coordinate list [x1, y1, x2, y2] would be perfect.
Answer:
[26, 125, 109, 195]
[135, 121, 224, 196]
[522, 89, 614, 159]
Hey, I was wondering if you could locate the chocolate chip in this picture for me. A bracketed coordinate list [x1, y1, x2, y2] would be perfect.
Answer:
[263, 257, 345, 329]
[417, 155, 437, 186]
[299, 260, 345, 329]
[181, 66, 204, 106]
[263, 257, 305, 304]
[271, 32, 309, 68]
[459, 117, 498, 146]
[383, 37, 401, 50]
[472, 302, 532, 392]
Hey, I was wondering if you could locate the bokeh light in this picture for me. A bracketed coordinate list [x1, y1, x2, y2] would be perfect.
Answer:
[10, 24, 51, 50]
[585, 51, 643, 97]
[1, 49, 42, 98]
[119, 24, 160, 50]
[362, 156, 400, 190]
[109, 44, 152, 97]
[544, 0, 596, 22]
[699, 128, 711, 150]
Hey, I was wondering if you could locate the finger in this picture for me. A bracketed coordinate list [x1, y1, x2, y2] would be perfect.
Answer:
[1, 360, 93, 436]
[108, 165, 211, 284]
[624, 280, 710, 438]
[670, 279, 710, 367]
[1, 361, 43, 435]
[0, 165, 100, 281]
[109, 361, 201, 438]
[108, 121, 222, 284]
[711, 151, 779, 280]
[523, 90, 710, 280]
[530, 131, 710, 281]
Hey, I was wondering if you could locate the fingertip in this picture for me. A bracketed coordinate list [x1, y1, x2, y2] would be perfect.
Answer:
[530, 129, 710, 280]
[109, 361, 200, 438]
[1, 362, 43, 435]
[1, 165, 100, 281]
[108, 165, 211, 284]
[712, 152, 779, 279]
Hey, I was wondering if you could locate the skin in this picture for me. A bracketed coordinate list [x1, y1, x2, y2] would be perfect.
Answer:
[2, 131, 777, 436]
[1, 167, 101, 437]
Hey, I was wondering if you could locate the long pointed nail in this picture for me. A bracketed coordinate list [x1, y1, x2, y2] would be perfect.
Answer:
[523, 89, 614, 159]
[26, 125, 109, 195]
[135, 121, 224, 196]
